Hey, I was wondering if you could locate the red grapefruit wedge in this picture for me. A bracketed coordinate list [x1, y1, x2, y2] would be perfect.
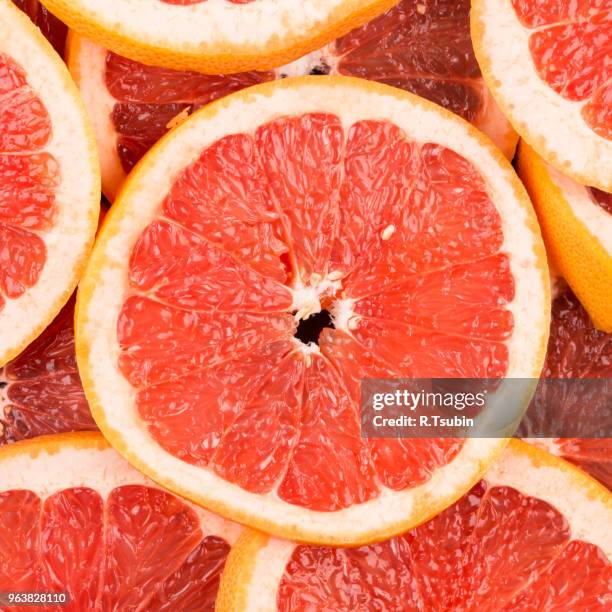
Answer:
[0, 432, 242, 610]
[524, 284, 612, 491]
[76, 76, 549, 545]
[217, 440, 612, 611]
[67, 0, 517, 201]
[0, 296, 96, 446]
[0, 0, 99, 366]
[11, 0, 67, 54]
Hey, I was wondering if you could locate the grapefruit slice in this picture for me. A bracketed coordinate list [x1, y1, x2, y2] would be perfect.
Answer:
[0, 296, 96, 446]
[68, 0, 517, 201]
[11, 0, 67, 54]
[76, 76, 550, 544]
[0, 0, 99, 366]
[471, 0, 612, 191]
[39, 0, 399, 74]
[218, 441, 612, 610]
[0, 431, 242, 609]
[517, 141, 612, 332]
[523, 284, 612, 490]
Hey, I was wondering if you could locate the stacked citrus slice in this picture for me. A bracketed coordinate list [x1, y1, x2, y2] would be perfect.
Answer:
[0, 432, 241, 608]
[518, 141, 612, 331]
[40, 0, 399, 73]
[0, 0, 99, 366]
[77, 76, 550, 544]
[218, 440, 612, 610]
[522, 284, 612, 490]
[67, 0, 517, 201]
[472, 0, 611, 190]
[0, 296, 96, 445]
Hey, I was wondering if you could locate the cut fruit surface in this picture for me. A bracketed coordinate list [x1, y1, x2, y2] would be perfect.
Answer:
[523, 285, 612, 491]
[67, 0, 517, 201]
[77, 76, 549, 544]
[0, 432, 242, 610]
[39, 0, 399, 74]
[0, 0, 99, 366]
[0, 296, 96, 446]
[517, 140, 612, 332]
[11, 0, 67, 54]
[472, 0, 612, 190]
[217, 440, 612, 611]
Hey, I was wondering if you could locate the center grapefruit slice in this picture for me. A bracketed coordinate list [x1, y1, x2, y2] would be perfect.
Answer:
[39, 0, 399, 74]
[0, 432, 242, 610]
[76, 76, 550, 545]
[0, 0, 99, 366]
[217, 440, 612, 611]
[471, 0, 612, 191]
[68, 0, 517, 201]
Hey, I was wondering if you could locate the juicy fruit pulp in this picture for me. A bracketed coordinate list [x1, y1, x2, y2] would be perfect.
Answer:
[11, 0, 67, 54]
[527, 288, 612, 489]
[511, 0, 612, 139]
[0, 298, 95, 445]
[104, 0, 502, 173]
[277, 480, 612, 610]
[0, 52, 58, 314]
[591, 187, 612, 214]
[118, 112, 514, 512]
[0, 484, 229, 609]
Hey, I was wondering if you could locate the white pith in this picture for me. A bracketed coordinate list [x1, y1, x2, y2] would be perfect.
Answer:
[68, 34, 124, 202]
[46, 0, 383, 51]
[546, 161, 612, 254]
[79, 78, 547, 541]
[236, 442, 612, 611]
[0, 434, 242, 546]
[71, 29, 517, 202]
[473, 0, 612, 190]
[0, 2, 98, 365]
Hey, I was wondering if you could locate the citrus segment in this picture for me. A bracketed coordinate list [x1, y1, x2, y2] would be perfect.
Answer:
[472, 0, 612, 190]
[68, 0, 517, 201]
[0, 297, 95, 445]
[0, 0, 99, 366]
[77, 77, 549, 544]
[524, 286, 612, 490]
[0, 433, 242, 609]
[217, 441, 612, 611]
[39, 0, 400, 73]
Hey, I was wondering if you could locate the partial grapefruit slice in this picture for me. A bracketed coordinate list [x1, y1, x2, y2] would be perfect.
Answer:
[76, 77, 549, 544]
[68, 0, 517, 201]
[217, 440, 612, 611]
[523, 284, 612, 490]
[0, 296, 96, 446]
[471, 0, 612, 191]
[0, 0, 99, 366]
[517, 141, 612, 331]
[0, 432, 241, 609]
[39, 0, 399, 74]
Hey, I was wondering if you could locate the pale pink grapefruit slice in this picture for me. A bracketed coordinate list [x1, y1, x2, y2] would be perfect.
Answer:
[0, 0, 99, 366]
[0, 431, 242, 609]
[217, 440, 611, 610]
[76, 76, 549, 545]
[67, 0, 517, 201]
[472, 0, 612, 190]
